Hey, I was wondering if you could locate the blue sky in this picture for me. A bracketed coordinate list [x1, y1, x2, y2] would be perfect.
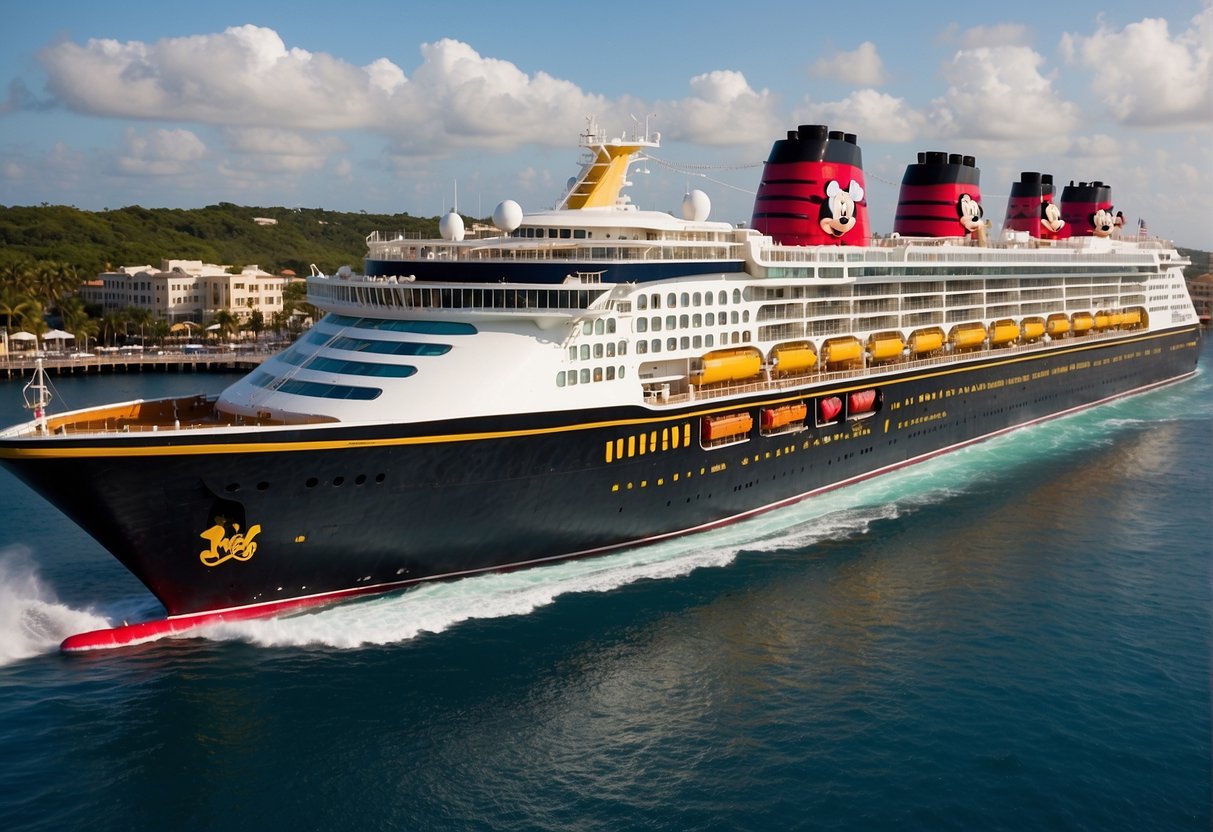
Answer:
[2, 0, 1210, 248]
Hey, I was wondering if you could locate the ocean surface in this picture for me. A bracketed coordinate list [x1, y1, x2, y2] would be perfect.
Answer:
[0, 343, 1210, 832]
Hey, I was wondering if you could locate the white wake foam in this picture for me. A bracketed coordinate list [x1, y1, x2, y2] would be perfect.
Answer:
[0, 549, 110, 665]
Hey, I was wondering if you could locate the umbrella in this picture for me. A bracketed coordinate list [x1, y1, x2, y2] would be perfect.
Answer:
[43, 328, 75, 341]
[170, 322, 201, 333]
[9, 332, 36, 342]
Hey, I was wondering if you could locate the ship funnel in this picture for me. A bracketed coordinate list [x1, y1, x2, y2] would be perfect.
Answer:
[1002, 171, 1067, 239]
[893, 151, 983, 238]
[1060, 180, 1115, 238]
[750, 124, 869, 246]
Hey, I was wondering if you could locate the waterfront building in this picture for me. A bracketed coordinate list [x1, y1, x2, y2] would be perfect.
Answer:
[80, 259, 295, 327]
[1187, 272, 1213, 324]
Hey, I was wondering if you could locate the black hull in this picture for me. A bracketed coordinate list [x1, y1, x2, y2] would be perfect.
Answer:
[0, 327, 1201, 617]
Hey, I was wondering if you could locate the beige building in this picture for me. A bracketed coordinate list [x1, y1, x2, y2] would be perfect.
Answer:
[81, 259, 292, 327]
[1186, 273, 1212, 324]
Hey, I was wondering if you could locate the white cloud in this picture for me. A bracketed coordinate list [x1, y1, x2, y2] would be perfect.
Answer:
[809, 42, 888, 87]
[928, 45, 1080, 148]
[938, 22, 1032, 49]
[116, 128, 207, 175]
[660, 70, 782, 145]
[797, 90, 926, 143]
[1060, 8, 1213, 127]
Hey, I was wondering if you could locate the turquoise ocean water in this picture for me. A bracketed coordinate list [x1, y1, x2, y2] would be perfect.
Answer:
[0, 340, 1210, 831]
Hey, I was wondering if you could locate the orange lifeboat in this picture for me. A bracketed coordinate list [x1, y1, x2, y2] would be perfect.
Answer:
[848, 389, 877, 416]
[761, 402, 808, 431]
[867, 332, 906, 363]
[989, 319, 1019, 347]
[819, 396, 843, 422]
[950, 323, 986, 350]
[770, 342, 817, 376]
[1072, 312, 1094, 335]
[691, 348, 762, 386]
[1021, 317, 1046, 342]
[1093, 311, 1111, 331]
[1046, 313, 1070, 338]
[822, 336, 863, 369]
[909, 327, 945, 356]
[701, 412, 753, 442]
[1122, 307, 1145, 329]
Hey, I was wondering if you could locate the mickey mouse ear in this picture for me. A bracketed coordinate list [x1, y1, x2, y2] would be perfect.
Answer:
[848, 181, 865, 202]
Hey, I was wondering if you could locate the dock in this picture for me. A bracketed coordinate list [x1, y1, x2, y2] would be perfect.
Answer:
[0, 350, 276, 380]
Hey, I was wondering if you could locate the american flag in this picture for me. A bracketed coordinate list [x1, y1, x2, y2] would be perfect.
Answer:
[1137, 217, 1148, 237]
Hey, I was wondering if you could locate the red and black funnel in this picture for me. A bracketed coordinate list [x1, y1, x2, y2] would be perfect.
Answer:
[1060, 181, 1115, 238]
[893, 152, 983, 238]
[1002, 171, 1067, 239]
[750, 125, 869, 246]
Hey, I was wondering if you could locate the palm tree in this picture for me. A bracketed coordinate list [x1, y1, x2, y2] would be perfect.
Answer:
[125, 305, 155, 345]
[0, 288, 32, 334]
[211, 309, 238, 342]
[101, 310, 129, 347]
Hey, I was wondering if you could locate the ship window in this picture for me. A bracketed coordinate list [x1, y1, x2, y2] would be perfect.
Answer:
[606, 342, 615, 358]
[593, 367, 603, 382]
[617, 341, 627, 355]
[619, 366, 625, 378]
[594, 320, 605, 335]
[569, 346, 578, 360]
[693, 335, 702, 348]
[557, 371, 566, 387]
[303, 356, 418, 378]
[693, 292, 702, 306]
[652, 317, 662, 332]
[718, 290, 727, 305]
[651, 294, 661, 309]
[277, 379, 382, 400]
[560, 229, 571, 239]
[705, 292, 713, 306]
[680, 337, 690, 349]
[742, 310, 750, 323]
[594, 344, 603, 358]
[583, 322, 593, 335]
[680, 315, 689, 328]
[733, 289, 742, 303]
[666, 315, 676, 330]
[636, 318, 648, 333]
[319, 333, 453, 356]
[706, 334, 714, 347]
[667, 293, 677, 308]
[693, 314, 702, 327]
[568, 371, 577, 385]
[327, 315, 476, 335]
[574, 229, 587, 239]
[651, 339, 661, 353]
[606, 319, 616, 334]
[706, 312, 715, 326]
[580, 344, 590, 360]
[731, 311, 739, 324]
[637, 295, 648, 311]
[580, 369, 590, 384]
[667, 338, 677, 351]
[637, 341, 648, 354]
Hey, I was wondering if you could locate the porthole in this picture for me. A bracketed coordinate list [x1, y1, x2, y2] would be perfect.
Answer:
[333, 476, 345, 487]
[306, 477, 319, 488]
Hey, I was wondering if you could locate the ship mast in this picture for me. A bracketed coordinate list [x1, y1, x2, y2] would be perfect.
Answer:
[23, 359, 52, 434]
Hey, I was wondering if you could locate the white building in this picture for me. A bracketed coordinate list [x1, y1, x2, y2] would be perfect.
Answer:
[81, 259, 294, 326]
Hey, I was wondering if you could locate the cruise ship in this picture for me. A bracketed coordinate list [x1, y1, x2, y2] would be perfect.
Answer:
[0, 121, 1201, 651]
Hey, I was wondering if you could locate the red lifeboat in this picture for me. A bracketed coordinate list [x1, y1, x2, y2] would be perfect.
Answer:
[750, 125, 869, 247]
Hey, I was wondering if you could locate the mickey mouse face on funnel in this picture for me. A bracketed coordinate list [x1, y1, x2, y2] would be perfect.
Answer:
[1060, 180, 1115, 238]
[750, 125, 870, 246]
[894, 151, 982, 238]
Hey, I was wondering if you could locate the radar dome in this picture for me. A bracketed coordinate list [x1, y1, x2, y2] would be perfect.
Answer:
[682, 189, 711, 222]
[493, 199, 523, 233]
[439, 209, 465, 241]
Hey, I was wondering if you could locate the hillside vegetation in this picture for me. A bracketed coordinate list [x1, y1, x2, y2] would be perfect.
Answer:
[0, 203, 442, 276]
